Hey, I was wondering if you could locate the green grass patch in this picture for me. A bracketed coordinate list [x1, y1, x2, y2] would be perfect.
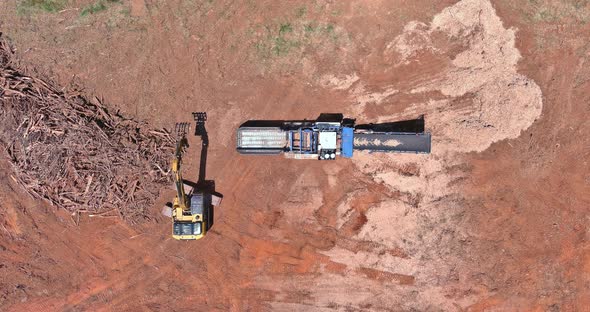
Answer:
[323, 24, 338, 40]
[251, 19, 344, 60]
[325, 24, 335, 33]
[17, 0, 67, 14]
[295, 6, 306, 18]
[253, 23, 300, 57]
[572, 0, 589, 10]
[525, 0, 590, 23]
[279, 23, 293, 35]
[80, 0, 119, 16]
[81, 2, 106, 16]
[272, 36, 299, 56]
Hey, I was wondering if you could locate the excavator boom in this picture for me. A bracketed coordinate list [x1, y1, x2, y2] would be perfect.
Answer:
[171, 127, 189, 210]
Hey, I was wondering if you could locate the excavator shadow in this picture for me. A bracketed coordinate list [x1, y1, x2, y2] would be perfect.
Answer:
[188, 112, 222, 231]
[183, 179, 221, 231]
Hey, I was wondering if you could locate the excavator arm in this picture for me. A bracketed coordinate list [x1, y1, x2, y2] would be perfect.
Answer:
[171, 132, 189, 211]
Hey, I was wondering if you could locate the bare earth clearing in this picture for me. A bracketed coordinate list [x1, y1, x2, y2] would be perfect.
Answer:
[1, 0, 589, 311]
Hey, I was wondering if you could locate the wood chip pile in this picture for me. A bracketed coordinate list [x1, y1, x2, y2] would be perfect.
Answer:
[0, 35, 174, 223]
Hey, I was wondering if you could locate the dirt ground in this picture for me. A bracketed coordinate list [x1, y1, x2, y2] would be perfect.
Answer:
[1, 0, 590, 311]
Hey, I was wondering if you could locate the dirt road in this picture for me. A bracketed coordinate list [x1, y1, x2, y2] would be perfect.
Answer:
[1, 0, 589, 310]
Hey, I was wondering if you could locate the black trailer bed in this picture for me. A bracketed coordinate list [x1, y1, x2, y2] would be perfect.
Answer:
[353, 132, 431, 154]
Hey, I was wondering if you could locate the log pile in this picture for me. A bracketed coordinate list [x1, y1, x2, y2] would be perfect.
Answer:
[0, 34, 174, 223]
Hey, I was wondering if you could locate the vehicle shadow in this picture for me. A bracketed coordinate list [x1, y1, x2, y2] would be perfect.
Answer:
[237, 113, 425, 133]
[355, 115, 425, 133]
[182, 112, 222, 231]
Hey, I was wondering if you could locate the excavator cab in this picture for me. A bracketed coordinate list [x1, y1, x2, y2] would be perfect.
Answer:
[173, 221, 202, 237]
[164, 112, 220, 240]
[171, 192, 210, 239]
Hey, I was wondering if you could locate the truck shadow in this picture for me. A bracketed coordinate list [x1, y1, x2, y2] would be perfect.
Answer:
[355, 115, 425, 133]
[238, 113, 425, 133]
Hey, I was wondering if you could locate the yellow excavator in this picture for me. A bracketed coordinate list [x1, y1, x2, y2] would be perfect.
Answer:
[163, 112, 220, 240]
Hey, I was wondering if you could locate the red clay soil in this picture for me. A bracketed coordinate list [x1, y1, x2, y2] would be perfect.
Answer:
[1, 0, 590, 311]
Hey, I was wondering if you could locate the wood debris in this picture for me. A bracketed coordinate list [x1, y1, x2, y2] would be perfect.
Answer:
[0, 34, 174, 224]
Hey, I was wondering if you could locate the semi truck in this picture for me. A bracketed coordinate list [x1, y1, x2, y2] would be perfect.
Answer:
[236, 114, 431, 159]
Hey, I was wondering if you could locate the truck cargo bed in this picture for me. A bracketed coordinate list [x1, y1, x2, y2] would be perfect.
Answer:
[236, 127, 288, 154]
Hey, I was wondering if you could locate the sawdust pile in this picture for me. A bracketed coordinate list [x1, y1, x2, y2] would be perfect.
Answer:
[338, 0, 544, 309]
[391, 0, 543, 153]
[0, 35, 174, 223]
[353, 137, 401, 147]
